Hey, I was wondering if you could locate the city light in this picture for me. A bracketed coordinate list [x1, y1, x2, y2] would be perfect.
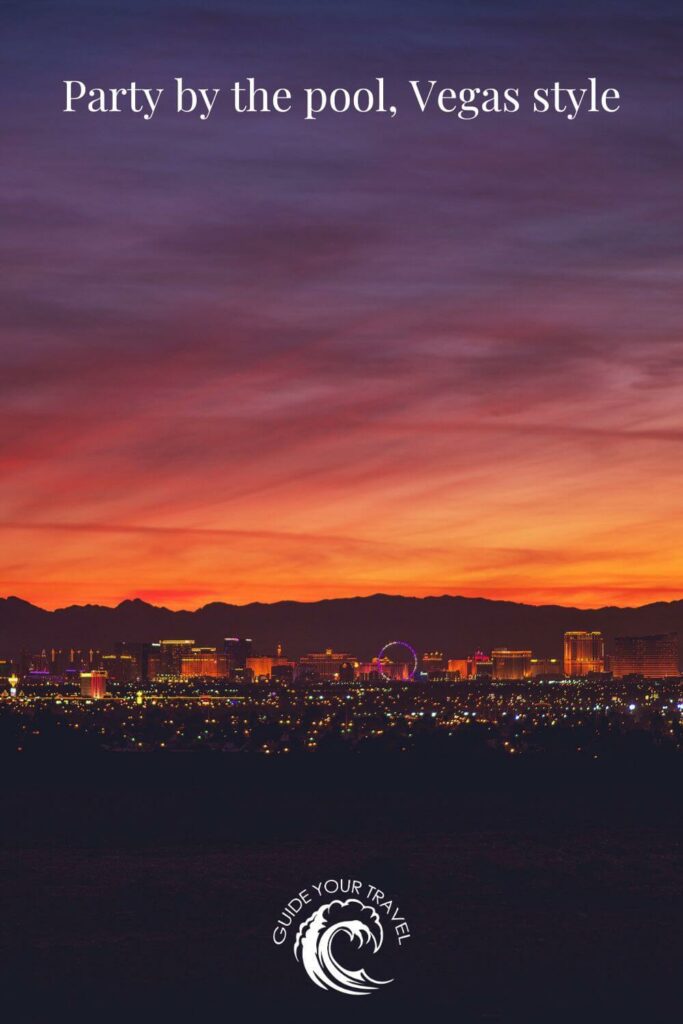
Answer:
[0, 627, 679, 756]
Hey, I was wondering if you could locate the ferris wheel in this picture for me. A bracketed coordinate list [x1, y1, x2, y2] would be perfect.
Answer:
[377, 640, 419, 682]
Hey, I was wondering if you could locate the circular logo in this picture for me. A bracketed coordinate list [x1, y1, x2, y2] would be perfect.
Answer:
[273, 878, 410, 996]
[295, 898, 391, 995]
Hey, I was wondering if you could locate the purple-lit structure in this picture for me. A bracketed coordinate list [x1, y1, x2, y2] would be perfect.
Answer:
[377, 641, 419, 682]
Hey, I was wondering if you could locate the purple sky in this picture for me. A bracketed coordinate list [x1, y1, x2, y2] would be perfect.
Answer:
[1, 1, 682, 609]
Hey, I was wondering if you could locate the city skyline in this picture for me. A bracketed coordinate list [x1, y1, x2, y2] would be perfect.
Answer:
[2, 590, 682, 666]
[5, 627, 680, 682]
[3, 625, 680, 758]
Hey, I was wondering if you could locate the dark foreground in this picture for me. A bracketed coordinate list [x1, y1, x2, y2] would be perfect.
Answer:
[1, 752, 681, 1022]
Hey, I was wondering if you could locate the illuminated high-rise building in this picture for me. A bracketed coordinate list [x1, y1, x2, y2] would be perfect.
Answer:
[611, 633, 679, 679]
[102, 653, 136, 684]
[224, 637, 253, 672]
[466, 650, 493, 678]
[491, 649, 532, 681]
[158, 640, 195, 677]
[148, 643, 161, 681]
[115, 641, 151, 681]
[48, 648, 99, 673]
[49, 649, 70, 673]
[530, 656, 561, 678]
[447, 658, 469, 680]
[181, 647, 228, 678]
[80, 670, 107, 698]
[31, 650, 50, 673]
[563, 631, 605, 677]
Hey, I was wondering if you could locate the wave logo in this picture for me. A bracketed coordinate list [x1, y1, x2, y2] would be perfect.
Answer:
[294, 898, 392, 996]
[273, 879, 410, 996]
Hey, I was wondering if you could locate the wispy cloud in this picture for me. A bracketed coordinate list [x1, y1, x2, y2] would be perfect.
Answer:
[0, 0, 682, 608]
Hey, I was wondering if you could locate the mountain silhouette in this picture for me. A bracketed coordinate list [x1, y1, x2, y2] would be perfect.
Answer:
[0, 594, 681, 661]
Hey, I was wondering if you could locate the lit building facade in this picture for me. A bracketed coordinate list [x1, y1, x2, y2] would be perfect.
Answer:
[563, 631, 605, 677]
[158, 640, 195, 677]
[611, 633, 679, 678]
[102, 653, 137, 683]
[530, 656, 561, 678]
[447, 658, 469, 680]
[422, 651, 446, 673]
[468, 651, 493, 678]
[80, 670, 107, 698]
[246, 655, 293, 679]
[491, 649, 532, 680]
[115, 641, 151, 681]
[297, 649, 357, 679]
[181, 647, 228, 678]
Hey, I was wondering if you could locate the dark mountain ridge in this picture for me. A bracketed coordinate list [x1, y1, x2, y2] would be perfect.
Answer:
[0, 593, 681, 661]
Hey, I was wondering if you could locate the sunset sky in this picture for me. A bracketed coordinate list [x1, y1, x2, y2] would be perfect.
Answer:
[1, 0, 682, 610]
